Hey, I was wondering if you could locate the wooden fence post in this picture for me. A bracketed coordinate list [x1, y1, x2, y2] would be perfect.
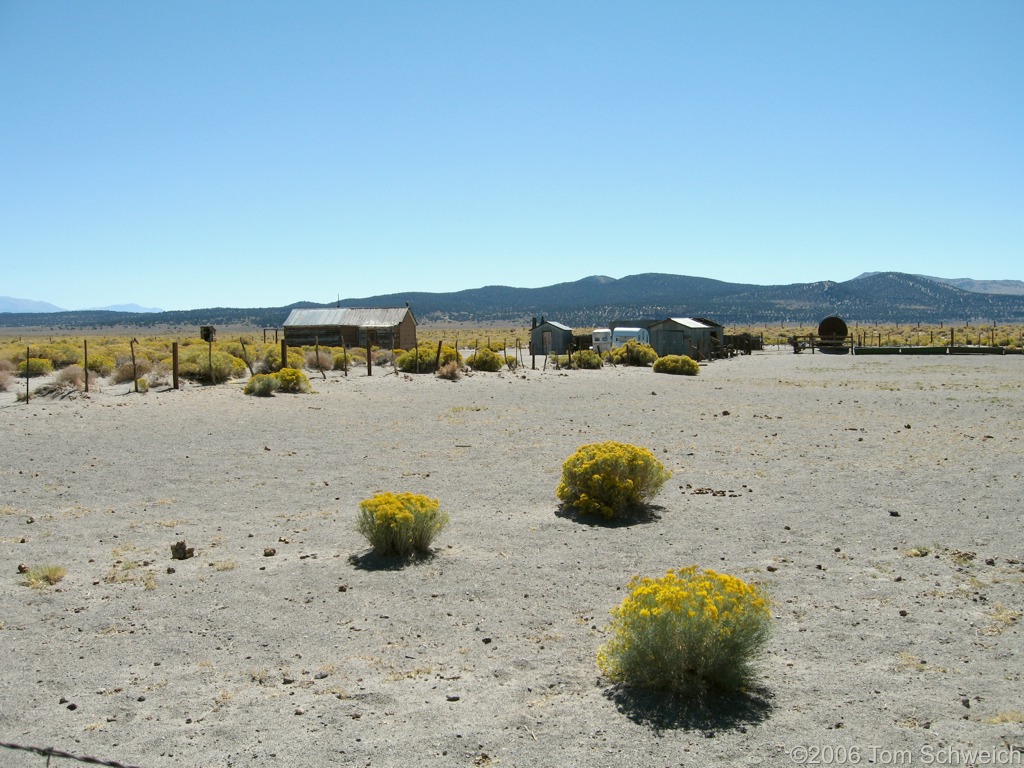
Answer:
[366, 341, 372, 376]
[130, 338, 139, 393]
[315, 337, 326, 380]
[83, 339, 89, 394]
[280, 339, 287, 371]
[172, 342, 179, 389]
[24, 345, 30, 403]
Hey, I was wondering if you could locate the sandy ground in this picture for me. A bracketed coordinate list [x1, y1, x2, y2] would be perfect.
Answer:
[1, 350, 1022, 767]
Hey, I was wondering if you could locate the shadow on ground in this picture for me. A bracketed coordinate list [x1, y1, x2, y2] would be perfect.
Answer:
[555, 503, 664, 527]
[347, 550, 438, 571]
[604, 684, 774, 734]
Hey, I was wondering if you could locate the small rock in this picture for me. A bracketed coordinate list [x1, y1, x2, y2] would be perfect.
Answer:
[166, 567, 176, 574]
[338, 584, 348, 592]
[17, 563, 28, 574]
[889, 510, 900, 517]
[899, 609, 909, 617]
[170, 541, 194, 560]
[766, 565, 778, 572]
[264, 548, 276, 557]
[446, 695, 460, 702]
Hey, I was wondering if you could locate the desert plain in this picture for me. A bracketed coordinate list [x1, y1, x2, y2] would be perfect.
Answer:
[1, 348, 1022, 767]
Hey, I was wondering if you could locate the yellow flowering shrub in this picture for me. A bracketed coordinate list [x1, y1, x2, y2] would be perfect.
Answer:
[608, 342, 658, 367]
[598, 566, 772, 695]
[466, 347, 503, 372]
[243, 373, 281, 397]
[276, 367, 312, 393]
[356, 492, 449, 557]
[556, 441, 670, 519]
[652, 355, 700, 376]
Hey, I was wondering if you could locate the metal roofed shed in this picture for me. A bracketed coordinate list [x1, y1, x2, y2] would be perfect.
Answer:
[530, 318, 573, 355]
[648, 317, 714, 360]
[283, 307, 417, 350]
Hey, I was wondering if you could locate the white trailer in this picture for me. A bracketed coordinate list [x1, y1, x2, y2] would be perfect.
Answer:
[611, 327, 649, 347]
[591, 328, 612, 353]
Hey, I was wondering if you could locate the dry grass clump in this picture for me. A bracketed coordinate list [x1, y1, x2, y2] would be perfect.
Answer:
[111, 360, 153, 384]
[54, 365, 93, 391]
[22, 564, 68, 589]
[305, 349, 334, 371]
[436, 360, 462, 380]
[0, 370, 12, 392]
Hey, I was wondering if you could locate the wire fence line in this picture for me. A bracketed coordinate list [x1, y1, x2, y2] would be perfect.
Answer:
[0, 740, 143, 768]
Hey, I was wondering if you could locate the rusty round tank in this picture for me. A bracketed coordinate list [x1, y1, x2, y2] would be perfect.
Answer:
[818, 316, 848, 338]
[817, 316, 850, 354]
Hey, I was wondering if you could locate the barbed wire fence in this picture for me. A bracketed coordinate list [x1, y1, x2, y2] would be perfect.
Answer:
[0, 740, 142, 768]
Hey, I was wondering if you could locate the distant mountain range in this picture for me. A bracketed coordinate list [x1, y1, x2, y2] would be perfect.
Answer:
[0, 298, 163, 314]
[3, 272, 1024, 329]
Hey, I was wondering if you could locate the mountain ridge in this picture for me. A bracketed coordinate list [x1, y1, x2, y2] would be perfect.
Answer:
[3, 272, 1024, 329]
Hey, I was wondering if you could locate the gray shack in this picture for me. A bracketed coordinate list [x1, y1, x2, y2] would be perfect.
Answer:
[648, 317, 715, 360]
[530, 318, 573, 355]
[283, 307, 417, 350]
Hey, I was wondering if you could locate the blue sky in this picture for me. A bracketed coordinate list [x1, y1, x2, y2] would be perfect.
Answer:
[2, 1, 1021, 311]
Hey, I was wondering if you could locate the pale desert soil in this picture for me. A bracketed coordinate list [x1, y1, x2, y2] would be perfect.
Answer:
[1, 350, 1022, 767]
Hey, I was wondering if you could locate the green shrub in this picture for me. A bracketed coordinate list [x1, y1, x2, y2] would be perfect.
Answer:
[597, 566, 772, 695]
[504, 354, 519, 371]
[258, 347, 305, 373]
[276, 367, 312, 393]
[243, 373, 281, 397]
[652, 355, 700, 376]
[466, 347, 503, 372]
[17, 358, 53, 377]
[356, 492, 449, 557]
[569, 349, 604, 369]
[178, 347, 247, 383]
[609, 342, 658, 366]
[86, 355, 115, 377]
[39, 343, 81, 368]
[396, 343, 461, 373]
[556, 441, 671, 519]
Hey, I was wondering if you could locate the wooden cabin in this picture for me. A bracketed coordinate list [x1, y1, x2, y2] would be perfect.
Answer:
[283, 307, 417, 350]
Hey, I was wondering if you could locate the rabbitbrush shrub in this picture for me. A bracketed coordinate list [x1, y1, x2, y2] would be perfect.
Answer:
[356, 492, 449, 557]
[466, 347, 503, 372]
[556, 441, 671, 519]
[653, 355, 700, 376]
[396, 343, 460, 373]
[276, 367, 312, 393]
[609, 342, 658, 367]
[17, 358, 53, 377]
[597, 566, 771, 695]
[570, 349, 603, 369]
[243, 373, 281, 397]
